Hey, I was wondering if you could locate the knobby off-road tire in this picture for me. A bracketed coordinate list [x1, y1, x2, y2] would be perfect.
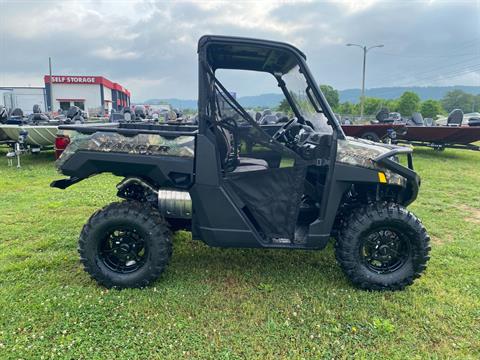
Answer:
[361, 131, 381, 142]
[335, 203, 430, 291]
[78, 201, 172, 289]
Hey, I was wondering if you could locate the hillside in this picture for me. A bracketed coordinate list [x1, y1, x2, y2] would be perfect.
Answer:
[142, 85, 480, 109]
[340, 85, 480, 103]
[143, 94, 284, 110]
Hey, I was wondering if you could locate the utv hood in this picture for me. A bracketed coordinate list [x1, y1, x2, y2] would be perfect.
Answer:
[337, 137, 396, 168]
[336, 137, 410, 186]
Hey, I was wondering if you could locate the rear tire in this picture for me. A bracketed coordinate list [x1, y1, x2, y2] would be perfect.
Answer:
[78, 201, 172, 289]
[335, 203, 430, 291]
[361, 131, 380, 142]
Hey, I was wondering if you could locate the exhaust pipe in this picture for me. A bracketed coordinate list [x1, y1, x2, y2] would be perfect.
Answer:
[158, 190, 192, 219]
[117, 177, 192, 219]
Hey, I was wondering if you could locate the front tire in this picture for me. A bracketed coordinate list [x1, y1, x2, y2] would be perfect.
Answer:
[335, 203, 430, 291]
[78, 201, 172, 289]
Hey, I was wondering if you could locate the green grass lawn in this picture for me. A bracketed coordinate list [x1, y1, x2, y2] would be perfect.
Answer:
[0, 146, 479, 359]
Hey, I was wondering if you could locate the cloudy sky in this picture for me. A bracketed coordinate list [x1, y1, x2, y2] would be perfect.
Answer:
[0, 0, 479, 101]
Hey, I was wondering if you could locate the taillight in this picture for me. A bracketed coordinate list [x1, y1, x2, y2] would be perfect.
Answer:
[55, 135, 70, 159]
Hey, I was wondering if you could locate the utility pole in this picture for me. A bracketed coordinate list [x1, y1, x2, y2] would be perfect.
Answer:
[346, 43, 384, 119]
[49, 57, 53, 113]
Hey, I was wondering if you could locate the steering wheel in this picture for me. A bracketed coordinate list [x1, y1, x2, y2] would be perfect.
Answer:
[218, 116, 238, 131]
[272, 117, 298, 143]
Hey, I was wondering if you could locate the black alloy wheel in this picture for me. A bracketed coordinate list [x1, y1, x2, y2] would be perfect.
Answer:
[335, 203, 430, 291]
[359, 228, 410, 274]
[99, 227, 148, 274]
[79, 201, 172, 289]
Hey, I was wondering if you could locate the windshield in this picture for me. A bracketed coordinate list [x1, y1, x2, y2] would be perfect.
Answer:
[282, 65, 332, 134]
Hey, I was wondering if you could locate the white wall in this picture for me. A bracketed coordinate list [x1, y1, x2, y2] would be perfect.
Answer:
[51, 84, 101, 114]
[0, 87, 46, 114]
[103, 87, 112, 112]
[103, 87, 112, 102]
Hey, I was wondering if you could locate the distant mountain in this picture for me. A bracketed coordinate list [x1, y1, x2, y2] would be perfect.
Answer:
[141, 85, 480, 109]
[339, 86, 480, 103]
[142, 93, 284, 110]
[143, 98, 197, 109]
[237, 93, 284, 108]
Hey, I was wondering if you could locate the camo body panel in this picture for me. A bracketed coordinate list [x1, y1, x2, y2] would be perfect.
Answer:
[57, 131, 195, 169]
[336, 138, 406, 187]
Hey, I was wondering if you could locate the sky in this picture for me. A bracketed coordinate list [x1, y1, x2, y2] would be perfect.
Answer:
[0, 0, 479, 101]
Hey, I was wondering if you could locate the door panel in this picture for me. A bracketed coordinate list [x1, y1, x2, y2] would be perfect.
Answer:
[225, 166, 306, 239]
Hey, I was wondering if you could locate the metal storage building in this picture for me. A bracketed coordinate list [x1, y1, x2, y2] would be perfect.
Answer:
[44, 75, 131, 115]
[0, 87, 47, 114]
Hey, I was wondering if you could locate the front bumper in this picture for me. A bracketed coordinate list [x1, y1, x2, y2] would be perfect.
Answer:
[374, 149, 420, 206]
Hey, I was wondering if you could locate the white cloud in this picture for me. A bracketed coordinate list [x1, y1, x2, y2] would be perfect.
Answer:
[0, 72, 44, 87]
[0, 0, 141, 40]
[91, 47, 141, 60]
[330, 0, 380, 13]
[0, 0, 478, 100]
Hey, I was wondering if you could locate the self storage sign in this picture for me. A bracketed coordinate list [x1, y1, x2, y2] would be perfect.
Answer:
[50, 76, 98, 84]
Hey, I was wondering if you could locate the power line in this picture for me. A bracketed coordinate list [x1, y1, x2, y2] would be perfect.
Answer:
[426, 65, 480, 81]
[376, 51, 479, 59]
[355, 66, 480, 97]
[450, 38, 480, 50]
[377, 58, 479, 86]
[381, 54, 479, 81]
[377, 50, 479, 84]
[408, 62, 480, 81]
[377, 37, 479, 60]
[395, 64, 480, 86]
[364, 36, 480, 85]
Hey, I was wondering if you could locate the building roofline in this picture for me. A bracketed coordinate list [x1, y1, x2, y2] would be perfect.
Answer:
[44, 75, 131, 97]
[0, 86, 45, 90]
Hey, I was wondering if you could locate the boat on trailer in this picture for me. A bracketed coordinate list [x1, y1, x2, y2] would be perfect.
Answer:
[0, 105, 111, 149]
[397, 126, 480, 151]
[342, 109, 480, 151]
[0, 124, 58, 147]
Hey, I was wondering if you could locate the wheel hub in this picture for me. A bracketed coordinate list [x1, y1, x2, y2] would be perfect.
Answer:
[360, 228, 410, 274]
[119, 243, 131, 253]
[374, 245, 394, 261]
[99, 227, 147, 273]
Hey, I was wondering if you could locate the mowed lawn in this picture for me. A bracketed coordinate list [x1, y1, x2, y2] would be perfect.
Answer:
[0, 146, 479, 359]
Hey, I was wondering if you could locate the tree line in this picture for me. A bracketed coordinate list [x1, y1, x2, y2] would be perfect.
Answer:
[319, 86, 480, 119]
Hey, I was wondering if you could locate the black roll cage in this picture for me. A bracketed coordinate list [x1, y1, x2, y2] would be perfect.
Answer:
[197, 35, 346, 140]
[204, 65, 299, 159]
[274, 75, 304, 122]
[195, 36, 347, 242]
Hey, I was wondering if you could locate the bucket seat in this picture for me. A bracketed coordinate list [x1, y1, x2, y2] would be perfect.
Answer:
[215, 124, 268, 172]
[409, 112, 425, 126]
[447, 109, 463, 126]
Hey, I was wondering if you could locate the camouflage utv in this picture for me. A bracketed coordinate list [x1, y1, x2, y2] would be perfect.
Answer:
[52, 35, 430, 290]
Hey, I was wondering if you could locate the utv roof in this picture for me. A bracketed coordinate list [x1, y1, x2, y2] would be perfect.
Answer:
[198, 35, 307, 74]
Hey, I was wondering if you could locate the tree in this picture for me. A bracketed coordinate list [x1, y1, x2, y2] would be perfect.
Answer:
[337, 101, 356, 115]
[475, 95, 480, 112]
[384, 99, 399, 112]
[420, 100, 442, 119]
[362, 97, 383, 115]
[276, 98, 292, 115]
[398, 91, 421, 116]
[441, 90, 475, 113]
[320, 85, 339, 110]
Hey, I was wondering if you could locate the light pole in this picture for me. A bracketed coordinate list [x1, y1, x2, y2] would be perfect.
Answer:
[49, 57, 54, 113]
[346, 43, 384, 119]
